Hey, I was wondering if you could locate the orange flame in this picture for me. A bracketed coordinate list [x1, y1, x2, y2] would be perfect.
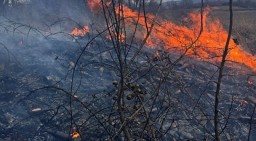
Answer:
[70, 132, 80, 139]
[85, 1, 256, 71]
[70, 25, 89, 36]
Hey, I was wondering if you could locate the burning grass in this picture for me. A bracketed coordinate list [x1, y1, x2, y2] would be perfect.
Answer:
[70, 25, 89, 36]
[73, 1, 256, 72]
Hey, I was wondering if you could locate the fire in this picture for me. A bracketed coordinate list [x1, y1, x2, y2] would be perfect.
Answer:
[146, 9, 256, 71]
[70, 25, 89, 36]
[70, 127, 80, 139]
[71, 132, 80, 138]
[84, 1, 256, 71]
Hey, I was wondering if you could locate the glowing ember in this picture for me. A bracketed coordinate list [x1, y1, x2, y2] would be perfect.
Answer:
[70, 132, 80, 139]
[70, 25, 89, 36]
[84, 1, 256, 71]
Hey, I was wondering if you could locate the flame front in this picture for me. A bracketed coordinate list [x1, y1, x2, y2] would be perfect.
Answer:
[83, 1, 256, 71]
[147, 8, 256, 71]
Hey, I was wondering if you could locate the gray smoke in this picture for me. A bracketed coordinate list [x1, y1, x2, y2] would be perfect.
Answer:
[2, 0, 91, 32]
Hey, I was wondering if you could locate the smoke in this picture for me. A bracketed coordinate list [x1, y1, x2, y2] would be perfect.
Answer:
[0, 0, 95, 91]
[2, 0, 91, 32]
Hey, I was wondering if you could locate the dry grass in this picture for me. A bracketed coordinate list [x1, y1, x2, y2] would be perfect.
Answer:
[212, 6, 256, 54]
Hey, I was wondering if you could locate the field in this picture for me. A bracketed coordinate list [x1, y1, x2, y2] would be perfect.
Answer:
[1, 3, 256, 140]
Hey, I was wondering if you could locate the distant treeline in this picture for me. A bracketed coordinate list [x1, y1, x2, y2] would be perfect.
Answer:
[163, 0, 256, 9]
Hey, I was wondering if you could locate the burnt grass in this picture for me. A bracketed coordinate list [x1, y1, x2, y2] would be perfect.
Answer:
[1, 4, 256, 141]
